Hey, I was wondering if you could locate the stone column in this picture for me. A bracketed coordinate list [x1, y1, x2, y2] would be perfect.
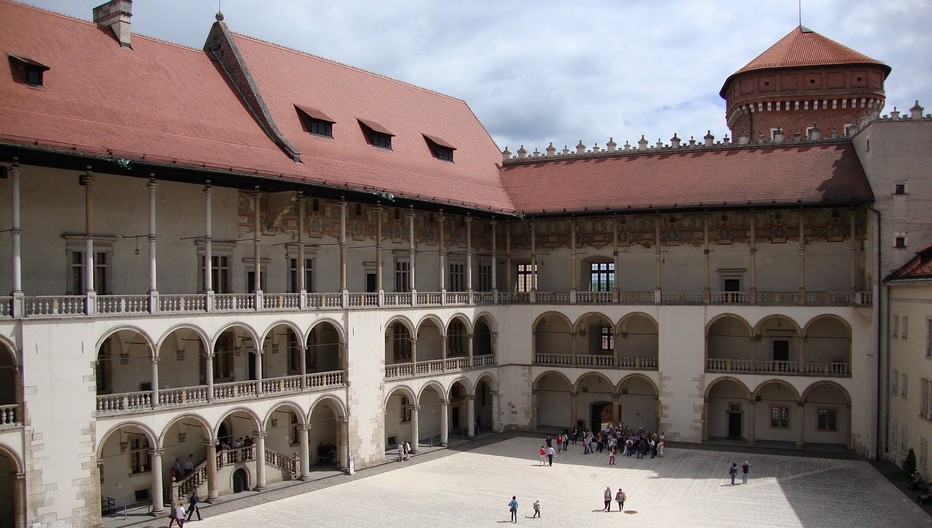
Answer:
[13, 472, 24, 528]
[438, 211, 446, 294]
[465, 215, 473, 294]
[339, 198, 348, 293]
[84, 167, 96, 295]
[440, 399, 449, 446]
[204, 440, 218, 502]
[570, 220, 578, 296]
[150, 356, 160, 409]
[252, 187, 262, 295]
[654, 214, 661, 300]
[297, 192, 306, 296]
[254, 431, 267, 491]
[205, 351, 215, 401]
[408, 207, 416, 298]
[466, 396, 476, 437]
[490, 219, 498, 299]
[298, 344, 307, 390]
[611, 394, 620, 425]
[569, 391, 578, 429]
[410, 337, 418, 366]
[747, 401, 756, 446]
[798, 213, 806, 303]
[203, 182, 213, 299]
[749, 213, 757, 301]
[149, 448, 165, 514]
[376, 203, 384, 294]
[795, 402, 805, 448]
[298, 424, 310, 480]
[411, 405, 421, 453]
[849, 207, 857, 293]
[254, 348, 264, 395]
[703, 214, 710, 302]
[467, 333, 474, 365]
[10, 160, 23, 317]
[147, 176, 158, 295]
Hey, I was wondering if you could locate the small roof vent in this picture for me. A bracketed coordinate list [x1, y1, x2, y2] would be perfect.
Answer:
[93, 0, 133, 48]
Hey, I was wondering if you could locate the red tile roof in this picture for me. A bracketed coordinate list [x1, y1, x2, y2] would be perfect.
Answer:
[886, 244, 932, 282]
[720, 26, 890, 97]
[500, 143, 872, 214]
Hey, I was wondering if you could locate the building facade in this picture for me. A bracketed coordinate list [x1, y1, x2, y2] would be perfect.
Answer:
[0, 1, 929, 527]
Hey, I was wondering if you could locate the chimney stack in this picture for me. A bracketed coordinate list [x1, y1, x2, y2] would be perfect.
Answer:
[93, 0, 133, 48]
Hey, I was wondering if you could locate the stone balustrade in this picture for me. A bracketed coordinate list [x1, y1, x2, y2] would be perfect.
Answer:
[385, 355, 494, 379]
[0, 404, 20, 427]
[534, 353, 658, 370]
[706, 358, 849, 377]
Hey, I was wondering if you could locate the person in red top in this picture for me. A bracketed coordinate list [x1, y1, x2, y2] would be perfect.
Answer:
[538, 445, 546, 466]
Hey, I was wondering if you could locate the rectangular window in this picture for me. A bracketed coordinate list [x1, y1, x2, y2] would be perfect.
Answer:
[769, 406, 790, 428]
[922, 437, 928, 467]
[895, 183, 907, 195]
[600, 326, 614, 352]
[360, 120, 393, 149]
[895, 235, 907, 248]
[68, 250, 110, 294]
[476, 262, 492, 292]
[590, 262, 615, 292]
[893, 315, 900, 337]
[309, 118, 333, 137]
[903, 373, 909, 398]
[922, 379, 932, 420]
[516, 263, 537, 292]
[199, 255, 231, 293]
[817, 408, 838, 431]
[394, 260, 410, 292]
[903, 316, 909, 339]
[400, 396, 412, 423]
[449, 263, 466, 292]
[129, 437, 150, 474]
[245, 267, 267, 293]
[289, 258, 314, 293]
[927, 319, 932, 357]
[893, 371, 900, 394]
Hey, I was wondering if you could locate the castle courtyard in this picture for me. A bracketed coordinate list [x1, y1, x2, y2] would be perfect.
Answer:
[111, 434, 931, 528]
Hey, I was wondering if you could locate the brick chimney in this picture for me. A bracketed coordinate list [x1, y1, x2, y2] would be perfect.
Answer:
[93, 0, 133, 48]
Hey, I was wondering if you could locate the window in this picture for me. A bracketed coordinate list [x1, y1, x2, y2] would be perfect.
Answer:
[770, 406, 790, 428]
[600, 326, 614, 352]
[892, 419, 898, 448]
[922, 437, 929, 467]
[903, 373, 909, 398]
[245, 265, 267, 293]
[400, 396, 412, 423]
[895, 233, 907, 248]
[927, 319, 932, 357]
[895, 183, 907, 195]
[69, 250, 111, 295]
[424, 135, 455, 162]
[476, 261, 492, 292]
[359, 119, 393, 149]
[449, 263, 466, 292]
[893, 371, 900, 394]
[893, 315, 900, 337]
[394, 260, 410, 292]
[129, 436, 150, 474]
[289, 258, 314, 293]
[590, 262, 614, 292]
[8, 54, 50, 87]
[213, 334, 235, 381]
[922, 379, 932, 420]
[516, 263, 537, 292]
[817, 408, 838, 431]
[290, 414, 300, 445]
[448, 320, 467, 356]
[391, 323, 411, 361]
[296, 105, 334, 138]
[903, 316, 909, 339]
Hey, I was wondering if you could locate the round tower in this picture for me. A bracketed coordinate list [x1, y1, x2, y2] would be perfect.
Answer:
[720, 26, 890, 140]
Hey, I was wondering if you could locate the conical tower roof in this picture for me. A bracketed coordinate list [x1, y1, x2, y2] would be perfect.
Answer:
[720, 26, 890, 97]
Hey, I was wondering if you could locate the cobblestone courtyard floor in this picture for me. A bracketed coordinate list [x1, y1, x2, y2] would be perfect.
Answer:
[114, 434, 932, 528]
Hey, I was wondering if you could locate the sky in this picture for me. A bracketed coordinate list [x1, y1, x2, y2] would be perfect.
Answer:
[20, 0, 932, 153]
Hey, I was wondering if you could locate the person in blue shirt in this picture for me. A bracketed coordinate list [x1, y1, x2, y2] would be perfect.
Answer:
[508, 496, 518, 523]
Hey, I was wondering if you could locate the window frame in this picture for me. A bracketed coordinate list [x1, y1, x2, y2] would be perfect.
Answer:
[769, 406, 790, 428]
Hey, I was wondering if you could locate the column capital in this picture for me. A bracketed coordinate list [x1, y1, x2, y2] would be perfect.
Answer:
[148, 448, 165, 456]
[203, 439, 218, 448]
[253, 431, 268, 439]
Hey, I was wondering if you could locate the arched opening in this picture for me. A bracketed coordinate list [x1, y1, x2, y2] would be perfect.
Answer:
[384, 388, 415, 453]
[575, 373, 614, 430]
[618, 375, 660, 431]
[98, 424, 157, 512]
[575, 312, 615, 363]
[216, 410, 260, 495]
[309, 400, 341, 469]
[262, 324, 301, 379]
[385, 321, 412, 367]
[447, 318, 469, 358]
[213, 327, 257, 385]
[0, 341, 20, 425]
[617, 313, 659, 369]
[473, 316, 494, 360]
[308, 322, 342, 374]
[753, 381, 801, 446]
[449, 381, 470, 434]
[706, 316, 753, 373]
[803, 316, 852, 376]
[416, 319, 443, 363]
[265, 405, 304, 480]
[706, 378, 752, 442]
[97, 330, 151, 396]
[533, 313, 571, 364]
[534, 372, 572, 429]
[232, 468, 249, 493]
[160, 328, 207, 400]
[417, 385, 444, 446]
[0, 448, 19, 527]
[475, 376, 495, 433]
[802, 382, 851, 451]
[162, 416, 211, 505]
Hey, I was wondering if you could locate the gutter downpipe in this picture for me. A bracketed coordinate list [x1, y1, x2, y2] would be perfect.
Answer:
[871, 206, 887, 461]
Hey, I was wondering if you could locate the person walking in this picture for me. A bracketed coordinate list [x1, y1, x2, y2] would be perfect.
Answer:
[167, 502, 180, 528]
[186, 491, 201, 521]
[603, 486, 612, 511]
[532, 499, 540, 518]
[608, 446, 616, 465]
[174, 502, 186, 528]
[742, 460, 750, 484]
[615, 487, 626, 511]
[508, 496, 518, 523]
[547, 445, 556, 466]
[538, 445, 546, 466]
[729, 462, 738, 486]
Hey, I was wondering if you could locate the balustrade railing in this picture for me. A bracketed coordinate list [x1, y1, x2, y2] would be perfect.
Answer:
[261, 375, 303, 394]
[444, 357, 469, 371]
[2, 288, 872, 319]
[535, 353, 658, 370]
[384, 356, 496, 378]
[265, 448, 297, 479]
[305, 370, 344, 388]
[0, 404, 20, 427]
[158, 386, 209, 407]
[96, 391, 152, 415]
[706, 358, 849, 377]
[170, 462, 208, 502]
[213, 379, 258, 401]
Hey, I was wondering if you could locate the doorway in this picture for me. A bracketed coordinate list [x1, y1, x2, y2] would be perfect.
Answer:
[590, 402, 612, 431]
[232, 468, 249, 493]
[727, 411, 742, 439]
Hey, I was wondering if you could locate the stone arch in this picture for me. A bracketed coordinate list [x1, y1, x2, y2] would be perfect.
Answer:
[0, 335, 20, 368]
[264, 401, 307, 429]
[802, 315, 852, 372]
[800, 380, 852, 449]
[384, 386, 417, 453]
[474, 373, 498, 433]
[574, 311, 614, 357]
[96, 421, 160, 508]
[705, 377, 753, 442]
[706, 314, 754, 370]
[415, 316, 444, 363]
[533, 311, 573, 357]
[0, 443, 24, 528]
[446, 315, 471, 358]
[96, 328, 156, 397]
[533, 370, 574, 430]
[157, 326, 210, 391]
[753, 379, 803, 445]
[617, 312, 659, 368]
[214, 407, 262, 444]
[212, 324, 260, 384]
[386, 318, 415, 366]
[753, 315, 803, 372]
[473, 314, 496, 359]
[96, 326, 156, 358]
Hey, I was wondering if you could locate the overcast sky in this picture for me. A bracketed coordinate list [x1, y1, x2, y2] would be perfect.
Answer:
[22, 0, 932, 153]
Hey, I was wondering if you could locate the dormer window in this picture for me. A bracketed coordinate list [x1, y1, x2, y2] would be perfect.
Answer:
[295, 105, 334, 138]
[358, 119, 393, 150]
[8, 54, 50, 87]
[424, 135, 455, 162]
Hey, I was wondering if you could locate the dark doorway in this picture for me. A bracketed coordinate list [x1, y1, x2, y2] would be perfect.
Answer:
[248, 352, 257, 381]
[590, 402, 612, 430]
[451, 406, 460, 430]
[366, 272, 377, 293]
[727, 411, 742, 439]
[772, 340, 789, 361]
[232, 468, 248, 493]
